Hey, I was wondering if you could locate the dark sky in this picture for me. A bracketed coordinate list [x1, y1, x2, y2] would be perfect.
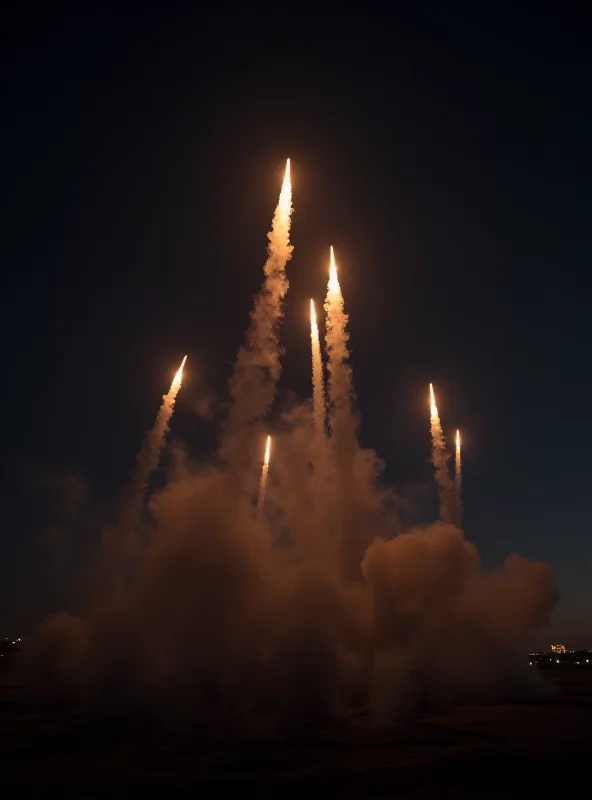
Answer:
[1, 4, 590, 646]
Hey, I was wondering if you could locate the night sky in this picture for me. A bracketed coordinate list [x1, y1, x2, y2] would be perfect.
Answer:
[1, 5, 590, 646]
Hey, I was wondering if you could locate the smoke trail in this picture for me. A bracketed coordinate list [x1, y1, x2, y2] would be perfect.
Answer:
[324, 247, 356, 462]
[98, 356, 187, 601]
[222, 160, 293, 487]
[257, 435, 271, 521]
[429, 383, 455, 524]
[310, 298, 327, 451]
[455, 429, 463, 528]
[323, 246, 370, 573]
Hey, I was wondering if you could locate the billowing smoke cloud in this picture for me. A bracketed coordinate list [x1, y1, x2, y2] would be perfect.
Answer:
[23, 165, 558, 737]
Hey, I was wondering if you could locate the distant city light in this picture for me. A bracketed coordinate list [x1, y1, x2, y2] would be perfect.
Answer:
[550, 644, 566, 654]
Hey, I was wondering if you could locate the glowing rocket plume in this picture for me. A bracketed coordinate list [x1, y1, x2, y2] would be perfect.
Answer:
[324, 246, 365, 574]
[257, 435, 272, 520]
[455, 429, 462, 527]
[324, 246, 356, 458]
[429, 383, 455, 524]
[328, 245, 340, 294]
[172, 355, 187, 389]
[222, 158, 293, 486]
[98, 355, 188, 602]
[310, 299, 327, 443]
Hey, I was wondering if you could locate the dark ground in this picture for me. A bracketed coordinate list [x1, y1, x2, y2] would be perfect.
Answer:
[1, 667, 590, 796]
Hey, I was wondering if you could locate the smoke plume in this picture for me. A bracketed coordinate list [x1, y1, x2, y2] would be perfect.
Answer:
[97, 356, 187, 603]
[221, 159, 293, 493]
[24, 165, 558, 738]
[310, 298, 327, 451]
[455, 429, 463, 528]
[429, 383, 455, 524]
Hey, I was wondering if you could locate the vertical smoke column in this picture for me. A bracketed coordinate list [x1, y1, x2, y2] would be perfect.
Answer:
[257, 435, 272, 521]
[324, 247, 356, 461]
[429, 383, 455, 523]
[324, 246, 364, 574]
[98, 355, 187, 601]
[310, 299, 327, 445]
[455, 429, 463, 527]
[222, 160, 293, 487]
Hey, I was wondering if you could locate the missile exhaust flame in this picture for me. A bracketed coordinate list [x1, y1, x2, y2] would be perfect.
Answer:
[429, 382, 455, 524]
[455, 428, 462, 527]
[222, 158, 293, 487]
[310, 299, 327, 443]
[98, 355, 188, 602]
[324, 246, 356, 457]
[257, 435, 272, 520]
[172, 354, 187, 389]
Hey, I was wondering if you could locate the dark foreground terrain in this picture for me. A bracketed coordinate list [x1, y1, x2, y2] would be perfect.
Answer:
[1, 667, 590, 796]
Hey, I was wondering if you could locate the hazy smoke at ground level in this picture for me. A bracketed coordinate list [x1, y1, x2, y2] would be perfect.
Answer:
[23, 443, 558, 734]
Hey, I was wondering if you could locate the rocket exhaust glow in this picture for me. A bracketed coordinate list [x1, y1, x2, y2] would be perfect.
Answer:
[324, 246, 355, 456]
[429, 382, 455, 524]
[98, 354, 188, 602]
[222, 158, 293, 486]
[310, 298, 327, 443]
[455, 428, 462, 527]
[257, 435, 272, 520]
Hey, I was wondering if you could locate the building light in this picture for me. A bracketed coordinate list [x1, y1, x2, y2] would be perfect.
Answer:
[550, 644, 566, 654]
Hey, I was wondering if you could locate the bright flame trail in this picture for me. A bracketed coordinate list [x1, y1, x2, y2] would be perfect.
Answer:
[222, 159, 293, 486]
[257, 435, 272, 520]
[99, 355, 187, 601]
[429, 383, 455, 523]
[310, 299, 327, 443]
[324, 246, 356, 460]
[455, 429, 462, 527]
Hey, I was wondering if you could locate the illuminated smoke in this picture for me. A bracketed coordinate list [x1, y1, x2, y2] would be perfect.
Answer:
[324, 246, 356, 462]
[98, 356, 187, 601]
[222, 159, 293, 489]
[310, 298, 327, 446]
[323, 246, 370, 573]
[429, 383, 455, 524]
[455, 429, 463, 528]
[27, 164, 558, 735]
[257, 435, 272, 520]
